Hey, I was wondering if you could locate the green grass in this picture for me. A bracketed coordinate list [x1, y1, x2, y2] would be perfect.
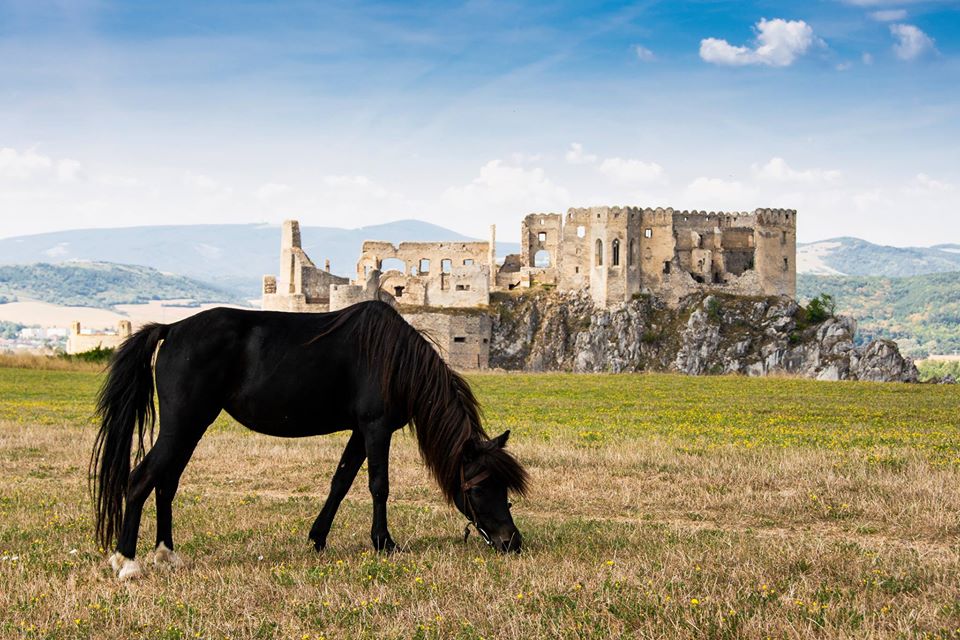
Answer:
[471, 373, 960, 464]
[1, 366, 958, 639]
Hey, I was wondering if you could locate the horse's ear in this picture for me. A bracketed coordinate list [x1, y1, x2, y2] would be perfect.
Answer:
[492, 430, 510, 449]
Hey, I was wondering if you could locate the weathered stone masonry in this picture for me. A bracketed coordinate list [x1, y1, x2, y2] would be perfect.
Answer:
[262, 206, 797, 371]
[503, 207, 796, 307]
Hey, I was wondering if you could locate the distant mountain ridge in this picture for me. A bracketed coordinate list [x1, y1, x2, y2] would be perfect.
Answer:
[0, 262, 244, 309]
[0, 220, 516, 298]
[797, 237, 960, 277]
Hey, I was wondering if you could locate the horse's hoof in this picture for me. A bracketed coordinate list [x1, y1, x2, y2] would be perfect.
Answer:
[108, 551, 125, 572]
[312, 538, 327, 552]
[372, 536, 397, 554]
[154, 542, 185, 569]
[109, 552, 143, 580]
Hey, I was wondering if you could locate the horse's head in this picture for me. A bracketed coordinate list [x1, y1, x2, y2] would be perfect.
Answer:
[454, 430, 529, 553]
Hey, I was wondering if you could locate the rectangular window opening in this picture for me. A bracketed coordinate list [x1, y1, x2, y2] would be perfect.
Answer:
[644, 228, 653, 238]
[453, 336, 466, 343]
[537, 231, 547, 242]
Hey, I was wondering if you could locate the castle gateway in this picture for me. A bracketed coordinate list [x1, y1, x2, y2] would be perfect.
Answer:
[263, 206, 796, 369]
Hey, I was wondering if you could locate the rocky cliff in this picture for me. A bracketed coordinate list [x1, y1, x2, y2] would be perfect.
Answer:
[488, 290, 919, 382]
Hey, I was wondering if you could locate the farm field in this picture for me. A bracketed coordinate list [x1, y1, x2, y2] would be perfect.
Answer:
[0, 365, 958, 639]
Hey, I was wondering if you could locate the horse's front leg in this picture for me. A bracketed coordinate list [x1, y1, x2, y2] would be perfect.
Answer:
[363, 424, 396, 553]
[309, 430, 365, 551]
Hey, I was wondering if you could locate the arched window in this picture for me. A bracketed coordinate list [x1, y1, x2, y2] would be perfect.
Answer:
[595, 239, 603, 266]
[628, 239, 635, 266]
[612, 239, 620, 266]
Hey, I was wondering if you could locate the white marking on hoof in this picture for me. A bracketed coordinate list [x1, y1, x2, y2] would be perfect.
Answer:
[118, 558, 142, 581]
[108, 551, 125, 572]
[154, 542, 185, 569]
[109, 552, 142, 580]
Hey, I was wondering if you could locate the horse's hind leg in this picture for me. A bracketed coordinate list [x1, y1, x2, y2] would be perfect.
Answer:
[153, 431, 206, 569]
[110, 439, 178, 580]
[309, 430, 365, 551]
[110, 408, 213, 579]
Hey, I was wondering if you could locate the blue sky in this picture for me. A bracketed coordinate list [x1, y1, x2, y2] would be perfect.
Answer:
[0, 0, 958, 245]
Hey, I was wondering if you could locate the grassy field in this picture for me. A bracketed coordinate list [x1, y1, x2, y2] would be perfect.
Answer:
[0, 365, 958, 639]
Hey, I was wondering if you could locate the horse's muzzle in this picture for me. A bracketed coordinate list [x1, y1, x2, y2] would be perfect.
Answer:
[495, 529, 522, 553]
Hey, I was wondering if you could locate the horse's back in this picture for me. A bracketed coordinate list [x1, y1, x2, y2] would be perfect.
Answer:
[154, 306, 376, 435]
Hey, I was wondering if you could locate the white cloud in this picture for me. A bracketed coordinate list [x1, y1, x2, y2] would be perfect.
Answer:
[598, 157, 665, 184]
[862, 52, 874, 65]
[752, 157, 841, 184]
[56, 158, 83, 183]
[890, 23, 936, 60]
[870, 9, 907, 21]
[509, 152, 544, 165]
[0, 147, 85, 183]
[0, 147, 53, 179]
[836, 61, 853, 71]
[443, 160, 569, 214]
[634, 44, 656, 62]
[565, 143, 597, 165]
[700, 18, 816, 67]
[182, 172, 233, 201]
[683, 177, 757, 208]
[909, 172, 954, 193]
[321, 175, 372, 188]
[98, 174, 143, 188]
[183, 172, 221, 191]
[255, 182, 292, 200]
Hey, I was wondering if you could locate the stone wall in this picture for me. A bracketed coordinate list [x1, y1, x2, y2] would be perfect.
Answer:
[263, 219, 348, 312]
[506, 206, 797, 307]
[66, 320, 132, 355]
[356, 240, 491, 309]
[405, 310, 491, 370]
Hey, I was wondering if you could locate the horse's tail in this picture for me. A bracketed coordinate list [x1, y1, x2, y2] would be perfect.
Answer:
[90, 322, 168, 550]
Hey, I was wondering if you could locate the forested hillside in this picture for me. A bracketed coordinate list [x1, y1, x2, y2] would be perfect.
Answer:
[798, 272, 960, 357]
[0, 262, 243, 309]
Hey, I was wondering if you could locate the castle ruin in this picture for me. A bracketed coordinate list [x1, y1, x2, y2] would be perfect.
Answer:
[66, 320, 132, 355]
[262, 206, 796, 369]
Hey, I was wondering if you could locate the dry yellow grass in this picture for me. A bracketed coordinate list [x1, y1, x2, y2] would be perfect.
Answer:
[0, 353, 104, 373]
[0, 368, 958, 639]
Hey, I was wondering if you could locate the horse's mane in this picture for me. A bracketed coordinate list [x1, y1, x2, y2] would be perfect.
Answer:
[312, 301, 528, 502]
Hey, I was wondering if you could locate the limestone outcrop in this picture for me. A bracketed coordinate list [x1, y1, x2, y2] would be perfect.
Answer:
[489, 291, 918, 382]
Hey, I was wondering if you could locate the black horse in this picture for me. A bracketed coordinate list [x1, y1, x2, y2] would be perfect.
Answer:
[91, 300, 528, 579]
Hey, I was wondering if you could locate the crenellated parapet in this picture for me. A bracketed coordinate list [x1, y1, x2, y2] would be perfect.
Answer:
[754, 208, 798, 227]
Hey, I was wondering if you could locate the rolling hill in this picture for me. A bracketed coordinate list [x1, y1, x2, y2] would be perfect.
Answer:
[0, 262, 244, 309]
[0, 221, 517, 298]
[797, 237, 960, 277]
